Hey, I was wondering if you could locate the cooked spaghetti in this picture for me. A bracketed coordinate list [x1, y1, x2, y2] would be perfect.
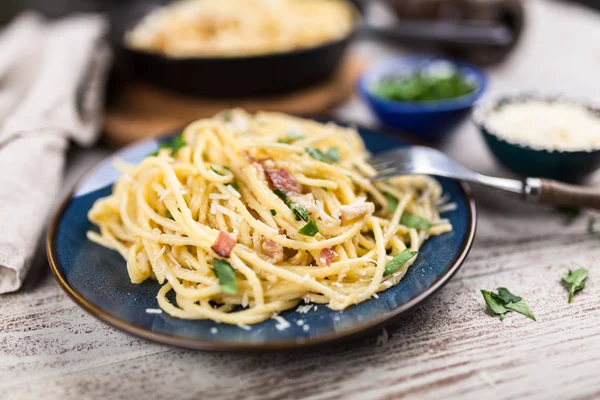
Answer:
[88, 110, 452, 326]
[125, 0, 355, 58]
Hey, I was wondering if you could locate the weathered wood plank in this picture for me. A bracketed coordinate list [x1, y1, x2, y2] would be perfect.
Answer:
[1, 247, 598, 400]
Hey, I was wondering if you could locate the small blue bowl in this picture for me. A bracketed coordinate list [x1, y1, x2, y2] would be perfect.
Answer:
[358, 55, 487, 141]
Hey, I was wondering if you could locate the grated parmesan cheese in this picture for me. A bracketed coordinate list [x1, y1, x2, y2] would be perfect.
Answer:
[145, 308, 163, 314]
[210, 327, 218, 334]
[123, 173, 135, 183]
[158, 188, 171, 202]
[272, 315, 291, 331]
[296, 304, 313, 314]
[484, 100, 600, 151]
[237, 324, 251, 330]
[166, 252, 179, 267]
[241, 291, 249, 308]
[226, 185, 241, 198]
[435, 193, 451, 206]
[376, 328, 389, 346]
[152, 246, 166, 264]
[214, 204, 242, 223]
[437, 202, 457, 213]
[209, 193, 230, 200]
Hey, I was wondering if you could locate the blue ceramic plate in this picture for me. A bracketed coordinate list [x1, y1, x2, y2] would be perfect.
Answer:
[48, 126, 476, 351]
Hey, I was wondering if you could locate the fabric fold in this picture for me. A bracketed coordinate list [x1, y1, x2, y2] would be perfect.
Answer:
[0, 12, 111, 294]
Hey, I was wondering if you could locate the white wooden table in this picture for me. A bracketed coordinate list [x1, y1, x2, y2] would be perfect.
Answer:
[2, 1, 600, 399]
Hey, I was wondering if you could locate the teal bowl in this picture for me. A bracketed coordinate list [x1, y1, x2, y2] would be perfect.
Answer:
[473, 96, 600, 182]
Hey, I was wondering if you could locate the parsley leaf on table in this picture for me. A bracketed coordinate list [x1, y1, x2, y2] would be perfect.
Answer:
[504, 300, 536, 321]
[562, 268, 589, 303]
[496, 287, 522, 304]
[588, 216, 596, 233]
[481, 290, 509, 321]
[481, 288, 536, 321]
[557, 206, 581, 223]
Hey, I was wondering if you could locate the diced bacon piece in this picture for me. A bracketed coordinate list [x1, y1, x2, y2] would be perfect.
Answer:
[337, 199, 375, 223]
[211, 231, 237, 258]
[262, 239, 284, 263]
[319, 248, 337, 266]
[261, 160, 300, 195]
[289, 193, 318, 213]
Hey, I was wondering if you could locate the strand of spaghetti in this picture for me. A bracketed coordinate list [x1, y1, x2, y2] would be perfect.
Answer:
[236, 248, 350, 305]
[229, 253, 265, 306]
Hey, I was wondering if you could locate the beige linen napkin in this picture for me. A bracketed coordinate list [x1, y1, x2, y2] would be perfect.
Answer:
[0, 12, 111, 293]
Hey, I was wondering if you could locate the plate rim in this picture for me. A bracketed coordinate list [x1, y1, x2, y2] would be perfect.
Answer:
[47, 135, 477, 352]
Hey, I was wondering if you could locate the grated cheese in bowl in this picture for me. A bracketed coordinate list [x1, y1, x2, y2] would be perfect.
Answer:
[483, 99, 600, 151]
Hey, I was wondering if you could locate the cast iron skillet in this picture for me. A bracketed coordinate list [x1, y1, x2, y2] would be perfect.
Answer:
[112, 0, 513, 98]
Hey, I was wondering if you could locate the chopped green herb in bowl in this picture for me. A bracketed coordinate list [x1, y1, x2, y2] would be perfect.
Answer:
[372, 69, 477, 103]
[358, 56, 487, 140]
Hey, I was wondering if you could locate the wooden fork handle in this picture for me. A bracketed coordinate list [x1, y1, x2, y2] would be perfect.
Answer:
[526, 178, 600, 210]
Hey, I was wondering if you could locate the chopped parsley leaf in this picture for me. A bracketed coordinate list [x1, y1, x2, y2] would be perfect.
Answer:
[278, 132, 305, 144]
[270, 209, 277, 216]
[558, 206, 581, 223]
[229, 181, 240, 191]
[481, 290, 509, 320]
[384, 249, 417, 276]
[298, 220, 319, 236]
[400, 212, 431, 230]
[588, 216, 596, 233]
[221, 111, 232, 122]
[481, 288, 536, 321]
[273, 189, 310, 221]
[496, 287, 521, 304]
[325, 147, 340, 162]
[562, 268, 589, 303]
[150, 132, 186, 156]
[306, 146, 340, 163]
[213, 258, 237, 295]
[385, 193, 399, 214]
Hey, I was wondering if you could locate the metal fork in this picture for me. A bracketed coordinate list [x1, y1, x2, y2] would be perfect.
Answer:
[369, 146, 600, 209]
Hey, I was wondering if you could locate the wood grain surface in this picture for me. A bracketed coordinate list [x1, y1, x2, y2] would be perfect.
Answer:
[2, 1, 600, 399]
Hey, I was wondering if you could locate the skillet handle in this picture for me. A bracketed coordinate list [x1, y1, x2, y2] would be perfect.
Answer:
[524, 178, 600, 210]
[360, 21, 513, 47]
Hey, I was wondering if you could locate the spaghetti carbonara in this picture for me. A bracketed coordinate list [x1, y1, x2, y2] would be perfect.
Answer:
[88, 110, 452, 326]
[125, 0, 355, 58]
